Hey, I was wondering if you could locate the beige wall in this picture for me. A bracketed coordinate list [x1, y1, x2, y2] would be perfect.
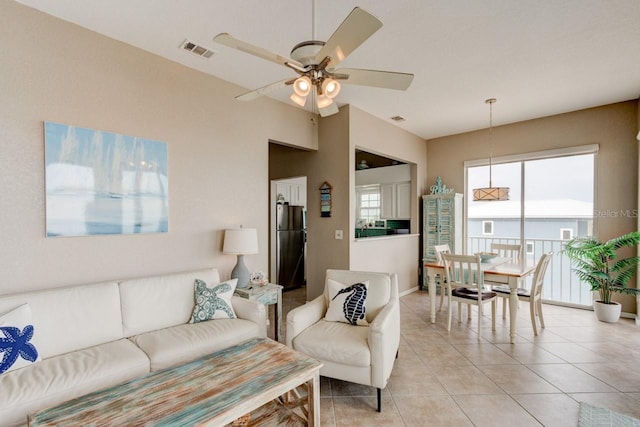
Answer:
[269, 108, 351, 300]
[269, 105, 427, 298]
[349, 106, 427, 292]
[427, 101, 639, 312]
[0, 2, 316, 295]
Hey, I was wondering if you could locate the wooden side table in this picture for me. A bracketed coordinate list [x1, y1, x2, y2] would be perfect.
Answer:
[234, 283, 283, 342]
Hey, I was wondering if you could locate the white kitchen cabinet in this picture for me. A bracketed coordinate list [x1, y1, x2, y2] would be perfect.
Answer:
[276, 182, 306, 207]
[291, 183, 306, 207]
[395, 182, 411, 219]
[275, 183, 291, 204]
[380, 184, 395, 219]
[381, 181, 410, 220]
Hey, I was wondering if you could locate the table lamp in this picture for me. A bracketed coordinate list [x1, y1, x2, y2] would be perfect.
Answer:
[223, 227, 258, 289]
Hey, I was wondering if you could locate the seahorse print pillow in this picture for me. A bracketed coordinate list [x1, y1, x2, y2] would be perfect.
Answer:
[0, 303, 41, 375]
[189, 278, 238, 323]
[325, 279, 369, 326]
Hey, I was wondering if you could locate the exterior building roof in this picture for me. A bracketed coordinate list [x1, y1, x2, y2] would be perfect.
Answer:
[468, 199, 593, 219]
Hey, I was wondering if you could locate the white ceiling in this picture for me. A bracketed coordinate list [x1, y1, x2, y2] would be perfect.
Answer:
[15, 0, 640, 139]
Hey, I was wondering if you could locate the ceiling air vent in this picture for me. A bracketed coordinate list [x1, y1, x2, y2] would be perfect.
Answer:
[180, 39, 214, 59]
[390, 115, 406, 122]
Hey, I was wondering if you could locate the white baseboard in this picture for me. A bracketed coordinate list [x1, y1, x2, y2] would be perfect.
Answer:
[399, 286, 419, 297]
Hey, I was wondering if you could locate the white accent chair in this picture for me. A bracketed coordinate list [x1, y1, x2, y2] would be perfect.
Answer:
[488, 243, 523, 318]
[286, 269, 400, 412]
[493, 252, 553, 335]
[442, 253, 497, 338]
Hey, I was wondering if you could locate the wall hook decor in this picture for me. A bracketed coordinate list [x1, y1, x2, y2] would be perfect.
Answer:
[319, 181, 332, 217]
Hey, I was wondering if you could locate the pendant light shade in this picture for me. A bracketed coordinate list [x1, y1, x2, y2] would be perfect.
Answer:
[290, 92, 307, 107]
[293, 76, 312, 97]
[472, 98, 510, 201]
[316, 93, 333, 109]
[322, 78, 341, 98]
[473, 186, 509, 201]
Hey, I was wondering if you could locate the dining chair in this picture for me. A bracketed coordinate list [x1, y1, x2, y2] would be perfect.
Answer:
[493, 252, 553, 335]
[488, 243, 523, 318]
[433, 244, 451, 312]
[442, 253, 497, 338]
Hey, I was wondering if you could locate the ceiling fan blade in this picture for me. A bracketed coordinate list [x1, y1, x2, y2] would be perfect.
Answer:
[318, 102, 339, 117]
[335, 68, 414, 90]
[214, 33, 303, 69]
[235, 78, 295, 101]
[314, 7, 382, 69]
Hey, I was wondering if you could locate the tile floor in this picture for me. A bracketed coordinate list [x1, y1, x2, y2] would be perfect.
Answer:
[275, 287, 640, 427]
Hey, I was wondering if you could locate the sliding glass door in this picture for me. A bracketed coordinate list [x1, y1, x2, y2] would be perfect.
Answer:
[466, 148, 596, 306]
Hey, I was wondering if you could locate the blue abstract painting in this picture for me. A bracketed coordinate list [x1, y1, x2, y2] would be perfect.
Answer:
[45, 122, 168, 237]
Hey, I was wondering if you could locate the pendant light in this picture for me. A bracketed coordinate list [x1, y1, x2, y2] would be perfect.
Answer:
[472, 98, 510, 201]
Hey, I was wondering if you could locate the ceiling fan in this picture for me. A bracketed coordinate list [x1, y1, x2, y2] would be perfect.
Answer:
[213, 6, 414, 117]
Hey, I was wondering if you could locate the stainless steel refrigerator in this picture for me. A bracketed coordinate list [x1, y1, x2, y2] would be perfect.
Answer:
[276, 205, 306, 291]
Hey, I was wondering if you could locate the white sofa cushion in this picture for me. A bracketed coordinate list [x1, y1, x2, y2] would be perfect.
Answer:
[130, 318, 260, 371]
[0, 339, 149, 427]
[292, 320, 370, 367]
[0, 282, 123, 359]
[325, 270, 391, 323]
[119, 268, 221, 336]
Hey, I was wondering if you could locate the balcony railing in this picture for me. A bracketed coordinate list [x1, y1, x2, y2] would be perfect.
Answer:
[468, 236, 592, 307]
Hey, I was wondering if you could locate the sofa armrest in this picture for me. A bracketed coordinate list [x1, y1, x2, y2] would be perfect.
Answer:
[231, 296, 267, 338]
[368, 296, 400, 389]
[285, 295, 326, 348]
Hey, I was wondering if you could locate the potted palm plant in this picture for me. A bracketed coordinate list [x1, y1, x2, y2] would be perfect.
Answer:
[563, 231, 640, 323]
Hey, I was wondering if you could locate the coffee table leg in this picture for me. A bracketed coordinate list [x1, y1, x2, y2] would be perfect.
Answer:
[276, 287, 283, 342]
[307, 373, 320, 426]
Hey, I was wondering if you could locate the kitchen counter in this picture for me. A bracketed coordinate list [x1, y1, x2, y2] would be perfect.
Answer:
[354, 233, 419, 242]
[355, 227, 411, 239]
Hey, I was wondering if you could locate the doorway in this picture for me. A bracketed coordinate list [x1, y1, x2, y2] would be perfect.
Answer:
[270, 177, 307, 291]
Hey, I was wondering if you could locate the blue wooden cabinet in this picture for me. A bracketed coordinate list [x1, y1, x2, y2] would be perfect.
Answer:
[422, 193, 463, 262]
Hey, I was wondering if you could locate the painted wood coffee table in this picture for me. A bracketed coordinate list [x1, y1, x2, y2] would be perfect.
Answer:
[29, 338, 322, 426]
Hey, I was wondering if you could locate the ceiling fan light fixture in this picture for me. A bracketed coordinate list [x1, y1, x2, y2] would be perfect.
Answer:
[316, 93, 333, 109]
[290, 92, 307, 107]
[293, 76, 312, 97]
[322, 78, 341, 98]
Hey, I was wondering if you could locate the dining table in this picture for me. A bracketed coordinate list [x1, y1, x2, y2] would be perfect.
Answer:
[423, 256, 538, 344]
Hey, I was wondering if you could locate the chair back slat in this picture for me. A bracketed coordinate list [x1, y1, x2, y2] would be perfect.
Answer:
[491, 243, 523, 260]
[442, 253, 483, 291]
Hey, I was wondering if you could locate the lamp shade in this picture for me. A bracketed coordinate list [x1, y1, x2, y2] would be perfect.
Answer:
[472, 187, 510, 201]
[322, 78, 341, 98]
[223, 228, 258, 255]
[316, 94, 333, 109]
[290, 92, 307, 107]
[293, 76, 312, 97]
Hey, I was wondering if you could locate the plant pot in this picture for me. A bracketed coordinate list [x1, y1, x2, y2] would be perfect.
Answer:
[593, 300, 621, 323]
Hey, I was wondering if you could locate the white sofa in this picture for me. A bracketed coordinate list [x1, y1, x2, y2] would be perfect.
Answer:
[0, 268, 266, 427]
